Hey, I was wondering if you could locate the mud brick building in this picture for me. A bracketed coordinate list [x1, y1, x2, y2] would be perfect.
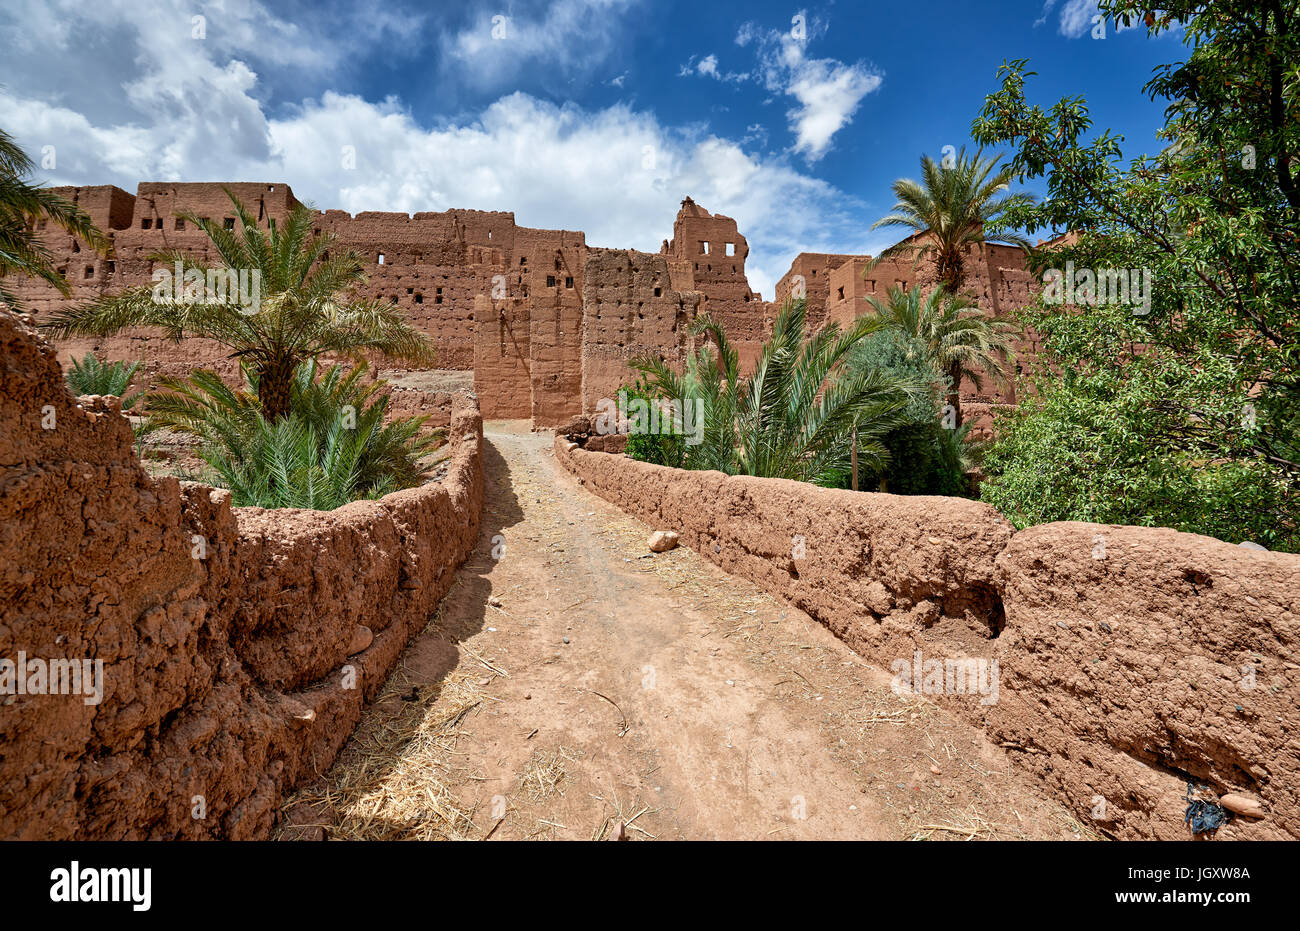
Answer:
[15, 182, 1045, 427]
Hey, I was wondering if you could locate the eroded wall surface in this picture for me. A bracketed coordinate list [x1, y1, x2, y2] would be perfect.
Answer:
[0, 309, 484, 839]
[553, 436, 1300, 840]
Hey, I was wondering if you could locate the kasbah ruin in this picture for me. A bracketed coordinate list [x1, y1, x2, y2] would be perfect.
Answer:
[4, 159, 1299, 853]
[12, 180, 1041, 426]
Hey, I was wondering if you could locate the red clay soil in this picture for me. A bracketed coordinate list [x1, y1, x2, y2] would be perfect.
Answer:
[277, 425, 1085, 841]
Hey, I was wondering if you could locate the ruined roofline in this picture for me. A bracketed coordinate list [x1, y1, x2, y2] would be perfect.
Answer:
[46, 183, 135, 198]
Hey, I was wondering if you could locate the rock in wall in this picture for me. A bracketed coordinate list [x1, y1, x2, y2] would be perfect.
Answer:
[0, 308, 484, 839]
[554, 437, 1300, 839]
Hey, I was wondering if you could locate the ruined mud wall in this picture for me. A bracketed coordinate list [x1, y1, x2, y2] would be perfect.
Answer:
[14, 183, 592, 389]
[580, 249, 701, 412]
[0, 309, 484, 839]
[663, 199, 767, 369]
[553, 438, 1300, 841]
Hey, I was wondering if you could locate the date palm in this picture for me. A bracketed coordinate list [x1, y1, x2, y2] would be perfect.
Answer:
[143, 359, 441, 509]
[868, 283, 1017, 427]
[871, 147, 1033, 294]
[0, 127, 110, 311]
[632, 298, 916, 486]
[43, 188, 434, 419]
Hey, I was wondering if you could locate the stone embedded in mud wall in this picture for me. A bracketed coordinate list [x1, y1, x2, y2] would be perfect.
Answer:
[0, 308, 484, 839]
[553, 438, 1300, 840]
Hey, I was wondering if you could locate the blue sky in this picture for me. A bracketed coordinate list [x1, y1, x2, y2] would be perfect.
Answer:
[0, 0, 1184, 296]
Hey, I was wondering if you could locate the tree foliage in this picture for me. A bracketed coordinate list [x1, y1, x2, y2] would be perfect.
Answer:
[630, 298, 917, 486]
[871, 147, 1035, 293]
[866, 283, 1017, 426]
[66, 353, 141, 409]
[846, 327, 973, 496]
[144, 360, 440, 510]
[0, 126, 110, 312]
[971, 0, 1300, 549]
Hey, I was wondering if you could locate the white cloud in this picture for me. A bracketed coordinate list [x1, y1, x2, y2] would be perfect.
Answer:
[732, 13, 882, 162]
[1034, 0, 1059, 28]
[1058, 0, 1100, 38]
[439, 0, 641, 90]
[0, 0, 886, 300]
[0, 88, 866, 302]
[1035, 1, 1152, 40]
[678, 53, 749, 83]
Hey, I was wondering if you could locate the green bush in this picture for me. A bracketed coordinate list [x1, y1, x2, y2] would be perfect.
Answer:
[618, 376, 688, 467]
[630, 299, 913, 486]
[970, 3, 1300, 549]
[846, 328, 972, 496]
[981, 370, 1298, 549]
[66, 353, 141, 408]
[874, 420, 972, 496]
[144, 360, 441, 510]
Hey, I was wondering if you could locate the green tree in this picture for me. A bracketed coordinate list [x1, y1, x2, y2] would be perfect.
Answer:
[66, 353, 141, 409]
[867, 283, 1016, 427]
[871, 147, 1034, 294]
[43, 188, 434, 419]
[970, 0, 1300, 549]
[618, 376, 688, 467]
[144, 359, 440, 509]
[846, 327, 973, 496]
[0, 127, 110, 311]
[630, 298, 915, 486]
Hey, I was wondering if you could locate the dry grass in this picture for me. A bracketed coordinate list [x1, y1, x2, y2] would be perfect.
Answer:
[907, 804, 1023, 841]
[278, 673, 485, 841]
[516, 745, 579, 803]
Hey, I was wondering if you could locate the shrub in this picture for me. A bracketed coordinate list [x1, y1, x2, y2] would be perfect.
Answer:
[846, 328, 973, 495]
[970, 4, 1300, 549]
[66, 353, 141, 408]
[619, 376, 688, 467]
[144, 360, 441, 510]
[630, 298, 915, 487]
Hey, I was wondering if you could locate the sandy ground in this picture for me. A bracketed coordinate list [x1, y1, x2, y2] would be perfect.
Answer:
[278, 423, 1089, 841]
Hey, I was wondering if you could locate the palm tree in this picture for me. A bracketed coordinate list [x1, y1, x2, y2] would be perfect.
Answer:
[43, 188, 434, 419]
[143, 359, 441, 509]
[66, 353, 142, 408]
[868, 283, 1017, 427]
[631, 298, 917, 487]
[871, 147, 1033, 294]
[0, 127, 111, 311]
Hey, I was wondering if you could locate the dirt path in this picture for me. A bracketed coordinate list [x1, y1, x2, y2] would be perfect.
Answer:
[279, 423, 1087, 841]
